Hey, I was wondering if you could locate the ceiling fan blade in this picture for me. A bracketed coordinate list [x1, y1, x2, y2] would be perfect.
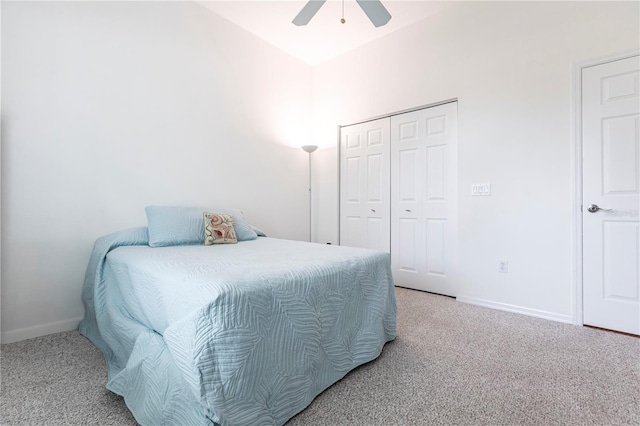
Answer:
[292, 0, 327, 26]
[355, 0, 392, 27]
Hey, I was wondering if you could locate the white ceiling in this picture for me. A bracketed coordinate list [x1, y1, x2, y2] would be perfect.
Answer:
[198, 0, 452, 66]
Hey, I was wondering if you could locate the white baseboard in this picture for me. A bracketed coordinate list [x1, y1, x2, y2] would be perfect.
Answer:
[1, 317, 83, 344]
[456, 296, 574, 324]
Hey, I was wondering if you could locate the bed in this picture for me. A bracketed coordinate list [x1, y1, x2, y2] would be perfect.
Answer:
[79, 207, 397, 425]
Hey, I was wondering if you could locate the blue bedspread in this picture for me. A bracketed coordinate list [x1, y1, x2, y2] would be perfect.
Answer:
[79, 228, 397, 425]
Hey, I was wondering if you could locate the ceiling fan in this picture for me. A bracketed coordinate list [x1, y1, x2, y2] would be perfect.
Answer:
[292, 0, 392, 28]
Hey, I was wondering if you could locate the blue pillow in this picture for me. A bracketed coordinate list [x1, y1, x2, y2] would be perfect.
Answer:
[251, 225, 267, 237]
[145, 206, 258, 247]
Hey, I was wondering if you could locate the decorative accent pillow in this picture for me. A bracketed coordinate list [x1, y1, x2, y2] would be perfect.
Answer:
[145, 206, 257, 247]
[204, 213, 237, 245]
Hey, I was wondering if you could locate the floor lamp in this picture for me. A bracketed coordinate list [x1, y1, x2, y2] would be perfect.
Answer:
[301, 145, 318, 242]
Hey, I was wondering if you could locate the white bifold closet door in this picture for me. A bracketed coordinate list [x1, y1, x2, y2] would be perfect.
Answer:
[339, 102, 457, 296]
[339, 117, 391, 252]
[391, 102, 458, 296]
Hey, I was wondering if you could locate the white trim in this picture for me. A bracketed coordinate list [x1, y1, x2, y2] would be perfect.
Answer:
[571, 50, 640, 327]
[571, 58, 583, 326]
[336, 124, 342, 246]
[338, 98, 458, 128]
[0, 317, 83, 344]
[456, 296, 573, 325]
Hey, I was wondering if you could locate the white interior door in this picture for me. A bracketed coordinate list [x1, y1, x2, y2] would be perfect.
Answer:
[339, 118, 391, 252]
[582, 55, 640, 335]
[391, 102, 458, 296]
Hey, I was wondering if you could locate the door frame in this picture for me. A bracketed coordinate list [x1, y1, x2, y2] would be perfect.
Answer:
[571, 50, 640, 326]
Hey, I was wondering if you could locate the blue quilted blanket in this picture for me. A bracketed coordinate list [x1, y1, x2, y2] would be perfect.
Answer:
[79, 228, 396, 425]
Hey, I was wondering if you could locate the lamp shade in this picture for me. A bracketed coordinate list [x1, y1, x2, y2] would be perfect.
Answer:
[301, 145, 318, 153]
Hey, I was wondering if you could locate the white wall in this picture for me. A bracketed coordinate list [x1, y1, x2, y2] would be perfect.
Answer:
[311, 2, 639, 321]
[1, 1, 312, 343]
[3, 1, 638, 343]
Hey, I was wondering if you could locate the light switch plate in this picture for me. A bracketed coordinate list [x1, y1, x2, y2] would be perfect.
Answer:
[471, 183, 491, 196]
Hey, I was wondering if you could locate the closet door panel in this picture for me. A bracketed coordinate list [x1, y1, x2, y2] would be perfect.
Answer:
[345, 156, 361, 203]
[426, 218, 446, 276]
[426, 113, 448, 139]
[426, 145, 446, 201]
[340, 118, 391, 252]
[367, 153, 384, 202]
[366, 217, 385, 252]
[367, 127, 384, 146]
[398, 149, 419, 202]
[397, 218, 420, 273]
[398, 119, 419, 142]
[343, 216, 363, 248]
[391, 102, 458, 296]
[345, 132, 362, 149]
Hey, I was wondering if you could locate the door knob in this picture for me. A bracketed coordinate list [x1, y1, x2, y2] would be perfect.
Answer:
[587, 204, 612, 213]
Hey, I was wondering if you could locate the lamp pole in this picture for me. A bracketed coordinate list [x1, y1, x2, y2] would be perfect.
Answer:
[301, 145, 318, 242]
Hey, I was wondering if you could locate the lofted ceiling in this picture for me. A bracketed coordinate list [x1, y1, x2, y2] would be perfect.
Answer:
[198, 0, 452, 66]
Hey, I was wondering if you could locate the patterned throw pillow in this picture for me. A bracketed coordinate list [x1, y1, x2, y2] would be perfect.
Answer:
[204, 213, 238, 245]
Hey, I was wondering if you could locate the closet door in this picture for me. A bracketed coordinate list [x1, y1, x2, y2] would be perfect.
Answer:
[340, 118, 391, 252]
[391, 102, 458, 296]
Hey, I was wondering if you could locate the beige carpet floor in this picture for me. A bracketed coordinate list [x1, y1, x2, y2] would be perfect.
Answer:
[2, 287, 639, 425]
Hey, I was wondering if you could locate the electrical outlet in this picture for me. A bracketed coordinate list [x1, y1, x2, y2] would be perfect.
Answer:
[498, 261, 508, 273]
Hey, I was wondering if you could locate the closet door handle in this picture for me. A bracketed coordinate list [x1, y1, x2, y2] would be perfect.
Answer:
[371, 209, 376, 213]
[405, 209, 412, 212]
